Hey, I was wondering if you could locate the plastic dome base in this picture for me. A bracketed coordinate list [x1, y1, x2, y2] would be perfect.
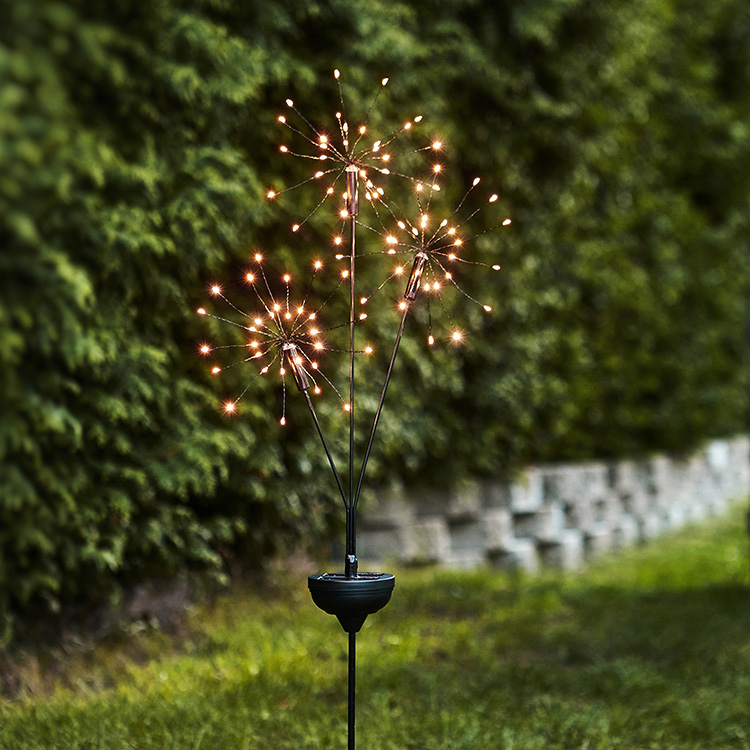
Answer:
[308, 572, 395, 633]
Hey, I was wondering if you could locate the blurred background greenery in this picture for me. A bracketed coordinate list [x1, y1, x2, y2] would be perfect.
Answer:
[1, 0, 748, 639]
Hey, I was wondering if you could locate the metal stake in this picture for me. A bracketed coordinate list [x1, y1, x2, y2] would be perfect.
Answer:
[348, 631, 356, 750]
[346, 165, 358, 579]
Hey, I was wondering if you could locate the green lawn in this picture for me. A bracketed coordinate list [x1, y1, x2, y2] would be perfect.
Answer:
[1, 504, 749, 749]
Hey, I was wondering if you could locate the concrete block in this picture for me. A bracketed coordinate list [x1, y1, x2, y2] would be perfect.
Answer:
[480, 481, 513, 510]
[360, 492, 414, 530]
[707, 440, 730, 472]
[448, 517, 487, 553]
[447, 485, 483, 521]
[612, 514, 640, 548]
[442, 550, 486, 568]
[620, 489, 650, 519]
[483, 509, 515, 550]
[728, 437, 750, 495]
[610, 460, 651, 496]
[410, 488, 451, 518]
[538, 529, 584, 571]
[358, 526, 413, 564]
[639, 512, 664, 540]
[508, 468, 544, 513]
[513, 503, 565, 542]
[488, 537, 539, 573]
[409, 517, 451, 563]
[649, 455, 674, 498]
[598, 492, 624, 526]
[566, 497, 608, 534]
[584, 526, 614, 558]
[541, 462, 609, 504]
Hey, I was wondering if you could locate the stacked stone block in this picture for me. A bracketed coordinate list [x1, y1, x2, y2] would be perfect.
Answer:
[357, 437, 750, 571]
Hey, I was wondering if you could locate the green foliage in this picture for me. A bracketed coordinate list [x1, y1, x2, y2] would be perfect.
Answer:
[1, 0, 749, 633]
[1, 507, 749, 748]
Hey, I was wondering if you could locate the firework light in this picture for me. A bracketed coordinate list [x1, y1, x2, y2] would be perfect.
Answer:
[354, 171, 511, 345]
[197, 256, 375, 425]
[269, 69, 441, 233]
[195, 70, 511, 750]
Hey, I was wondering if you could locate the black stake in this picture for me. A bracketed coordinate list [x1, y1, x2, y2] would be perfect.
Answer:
[346, 165, 358, 580]
[348, 631, 357, 750]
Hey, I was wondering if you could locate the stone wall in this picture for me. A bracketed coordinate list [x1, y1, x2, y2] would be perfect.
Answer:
[357, 437, 750, 571]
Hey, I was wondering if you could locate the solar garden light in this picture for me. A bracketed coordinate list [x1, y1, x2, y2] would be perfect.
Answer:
[198, 70, 510, 749]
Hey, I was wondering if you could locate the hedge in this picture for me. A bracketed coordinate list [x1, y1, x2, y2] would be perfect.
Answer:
[1, 0, 748, 635]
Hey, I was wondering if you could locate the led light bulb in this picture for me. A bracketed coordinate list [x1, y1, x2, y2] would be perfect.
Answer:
[404, 252, 428, 301]
[283, 343, 310, 391]
[345, 165, 359, 216]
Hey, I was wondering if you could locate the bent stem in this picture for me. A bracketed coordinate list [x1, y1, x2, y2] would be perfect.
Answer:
[353, 304, 410, 510]
[303, 389, 348, 510]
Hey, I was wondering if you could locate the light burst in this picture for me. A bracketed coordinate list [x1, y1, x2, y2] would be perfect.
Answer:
[355, 172, 511, 345]
[268, 69, 442, 232]
[197, 257, 356, 425]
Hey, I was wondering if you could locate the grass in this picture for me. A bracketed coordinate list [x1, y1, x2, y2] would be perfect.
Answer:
[1, 504, 749, 749]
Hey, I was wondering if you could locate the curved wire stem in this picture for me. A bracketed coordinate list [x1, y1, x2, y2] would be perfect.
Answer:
[303, 390, 348, 511]
[353, 304, 410, 511]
